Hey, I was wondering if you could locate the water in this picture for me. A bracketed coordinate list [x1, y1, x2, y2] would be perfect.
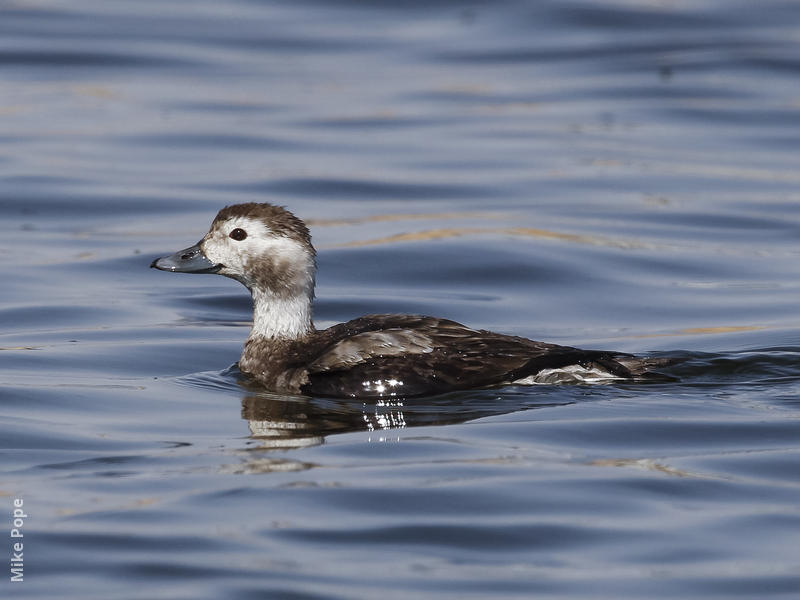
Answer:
[2, 0, 800, 598]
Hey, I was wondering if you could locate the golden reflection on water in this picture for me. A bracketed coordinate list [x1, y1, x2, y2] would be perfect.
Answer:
[332, 225, 642, 250]
[306, 211, 502, 227]
[626, 324, 768, 339]
[679, 325, 765, 335]
[312, 209, 642, 249]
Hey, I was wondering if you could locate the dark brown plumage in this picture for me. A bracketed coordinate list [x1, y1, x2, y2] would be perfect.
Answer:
[240, 314, 674, 398]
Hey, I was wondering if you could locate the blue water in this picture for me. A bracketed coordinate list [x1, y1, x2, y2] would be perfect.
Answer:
[2, 1, 800, 598]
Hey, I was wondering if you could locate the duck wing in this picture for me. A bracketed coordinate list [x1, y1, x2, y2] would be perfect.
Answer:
[294, 314, 647, 398]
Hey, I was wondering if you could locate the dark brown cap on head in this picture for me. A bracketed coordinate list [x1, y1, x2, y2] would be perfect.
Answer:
[213, 203, 315, 255]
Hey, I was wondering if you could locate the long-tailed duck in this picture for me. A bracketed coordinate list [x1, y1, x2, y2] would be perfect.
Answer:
[152, 203, 672, 398]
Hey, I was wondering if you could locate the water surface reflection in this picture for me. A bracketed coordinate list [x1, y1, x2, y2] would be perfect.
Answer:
[240, 387, 570, 451]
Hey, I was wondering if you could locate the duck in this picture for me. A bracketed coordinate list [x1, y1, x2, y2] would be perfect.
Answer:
[151, 203, 673, 398]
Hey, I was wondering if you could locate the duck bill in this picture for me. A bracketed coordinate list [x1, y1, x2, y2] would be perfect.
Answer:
[150, 243, 221, 274]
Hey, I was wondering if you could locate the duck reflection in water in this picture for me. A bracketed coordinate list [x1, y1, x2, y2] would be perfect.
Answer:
[239, 384, 573, 451]
[241, 393, 407, 449]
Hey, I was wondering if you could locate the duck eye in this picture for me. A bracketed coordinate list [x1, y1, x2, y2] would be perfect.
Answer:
[229, 228, 247, 241]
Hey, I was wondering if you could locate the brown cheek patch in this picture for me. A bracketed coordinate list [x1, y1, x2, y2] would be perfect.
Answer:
[250, 256, 304, 297]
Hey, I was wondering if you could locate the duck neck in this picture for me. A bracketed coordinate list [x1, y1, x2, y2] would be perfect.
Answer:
[248, 288, 314, 342]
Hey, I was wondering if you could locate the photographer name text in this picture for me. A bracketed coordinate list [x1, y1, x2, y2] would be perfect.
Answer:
[10, 498, 26, 583]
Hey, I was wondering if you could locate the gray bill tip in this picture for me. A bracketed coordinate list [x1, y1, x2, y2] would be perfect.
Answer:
[150, 243, 221, 274]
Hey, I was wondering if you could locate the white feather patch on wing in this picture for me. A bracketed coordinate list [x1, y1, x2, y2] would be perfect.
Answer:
[513, 364, 623, 385]
[309, 329, 434, 372]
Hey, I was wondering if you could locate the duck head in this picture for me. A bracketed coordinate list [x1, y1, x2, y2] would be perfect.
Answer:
[152, 203, 317, 339]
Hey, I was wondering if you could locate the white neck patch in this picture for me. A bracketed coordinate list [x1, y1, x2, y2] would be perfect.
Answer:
[250, 287, 314, 340]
